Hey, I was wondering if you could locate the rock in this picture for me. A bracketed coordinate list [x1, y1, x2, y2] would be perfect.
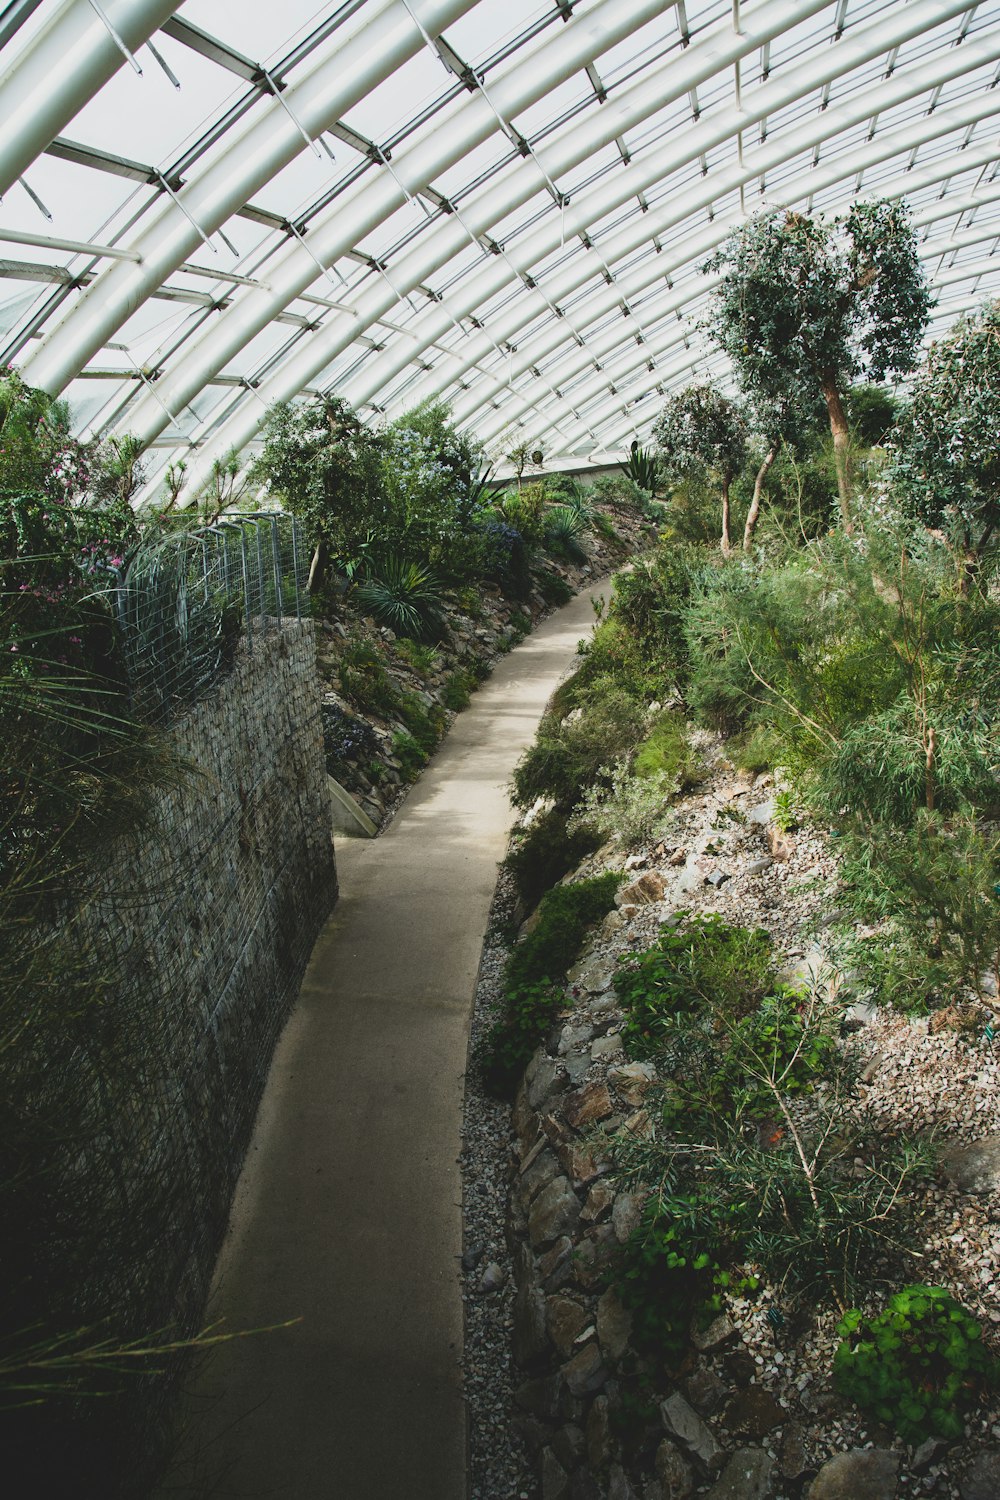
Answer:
[779, 1421, 810, 1480]
[609, 1061, 657, 1105]
[705, 1449, 774, 1500]
[941, 1135, 1000, 1195]
[541, 1446, 571, 1500]
[668, 847, 688, 866]
[704, 869, 730, 888]
[559, 1022, 597, 1054]
[620, 872, 666, 906]
[547, 1295, 591, 1358]
[558, 1140, 612, 1190]
[591, 1032, 625, 1061]
[724, 1386, 785, 1439]
[563, 1342, 608, 1397]
[524, 1056, 569, 1116]
[478, 1261, 506, 1294]
[608, 1464, 639, 1500]
[516, 1374, 563, 1422]
[570, 956, 616, 992]
[540, 1237, 576, 1293]
[588, 1394, 613, 1469]
[574, 1224, 618, 1289]
[596, 1287, 633, 1363]
[570, 1470, 605, 1500]
[961, 1450, 1000, 1499]
[684, 1367, 728, 1416]
[564, 1054, 592, 1085]
[691, 1313, 736, 1353]
[655, 1438, 694, 1498]
[530, 1177, 582, 1248]
[602, 908, 626, 937]
[552, 1423, 586, 1470]
[564, 1082, 614, 1129]
[522, 1149, 563, 1203]
[748, 800, 775, 826]
[581, 1180, 616, 1222]
[767, 825, 795, 860]
[660, 1393, 724, 1472]
[461, 1241, 485, 1271]
[612, 1191, 645, 1244]
[912, 1436, 948, 1474]
[513, 1279, 550, 1367]
[806, 1449, 899, 1499]
[745, 857, 774, 875]
[723, 1350, 756, 1387]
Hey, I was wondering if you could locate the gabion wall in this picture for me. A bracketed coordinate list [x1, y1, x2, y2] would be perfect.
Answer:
[63, 618, 337, 1488]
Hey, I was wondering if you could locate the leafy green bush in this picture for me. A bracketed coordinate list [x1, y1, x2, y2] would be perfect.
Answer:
[392, 729, 428, 781]
[337, 636, 400, 718]
[510, 681, 647, 809]
[504, 806, 601, 910]
[535, 568, 575, 607]
[481, 873, 621, 1095]
[834, 1286, 999, 1442]
[396, 689, 446, 755]
[441, 667, 476, 711]
[633, 713, 701, 788]
[568, 760, 678, 849]
[354, 555, 445, 640]
[616, 913, 776, 1057]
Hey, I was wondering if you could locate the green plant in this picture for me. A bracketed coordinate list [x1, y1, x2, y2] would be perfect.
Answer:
[510, 680, 647, 809]
[707, 201, 931, 529]
[354, 555, 445, 640]
[392, 729, 428, 781]
[623, 443, 659, 493]
[833, 1286, 1000, 1442]
[654, 386, 748, 553]
[504, 806, 601, 910]
[441, 668, 476, 712]
[535, 568, 575, 607]
[616, 913, 776, 1057]
[633, 713, 701, 788]
[395, 638, 440, 676]
[337, 636, 400, 718]
[481, 873, 621, 1095]
[544, 504, 590, 564]
[568, 759, 679, 849]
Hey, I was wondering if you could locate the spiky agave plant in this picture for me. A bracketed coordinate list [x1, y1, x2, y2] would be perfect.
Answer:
[543, 504, 590, 564]
[354, 555, 445, 640]
[623, 443, 659, 493]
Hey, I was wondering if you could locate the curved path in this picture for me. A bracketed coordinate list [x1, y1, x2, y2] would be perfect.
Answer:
[166, 578, 614, 1499]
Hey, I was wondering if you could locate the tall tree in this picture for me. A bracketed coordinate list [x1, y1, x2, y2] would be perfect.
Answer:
[707, 200, 931, 531]
[893, 301, 1000, 591]
[653, 384, 748, 553]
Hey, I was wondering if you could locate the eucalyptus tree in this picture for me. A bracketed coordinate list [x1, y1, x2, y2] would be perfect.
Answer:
[894, 301, 1000, 590]
[653, 384, 748, 553]
[707, 200, 931, 531]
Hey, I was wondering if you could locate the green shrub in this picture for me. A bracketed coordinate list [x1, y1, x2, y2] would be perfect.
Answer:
[616, 913, 776, 1057]
[441, 668, 475, 712]
[633, 713, 701, 789]
[834, 1286, 1000, 1442]
[392, 729, 428, 781]
[535, 568, 575, 607]
[354, 555, 445, 640]
[510, 681, 647, 809]
[396, 689, 445, 755]
[395, 638, 440, 676]
[568, 760, 678, 849]
[544, 504, 590, 564]
[504, 806, 601, 910]
[338, 637, 400, 718]
[481, 873, 621, 1095]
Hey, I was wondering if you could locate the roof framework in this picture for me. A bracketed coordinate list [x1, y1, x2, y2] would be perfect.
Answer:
[1, 0, 999, 491]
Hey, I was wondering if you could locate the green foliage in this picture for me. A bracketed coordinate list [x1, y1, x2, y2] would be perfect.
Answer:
[615, 913, 776, 1058]
[510, 680, 647, 809]
[834, 1287, 999, 1442]
[609, 549, 696, 685]
[337, 635, 400, 718]
[893, 301, 1000, 576]
[441, 667, 476, 712]
[633, 713, 701, 788]
[354, 555, 445, 640]
[568, 760, 679, 850]
[396, 689, 446, 755]
[504, 805, 601, 910]
[481, 873, 621, 1095]
[392, 729, 428, 781]
[623, 443, 659, 493]
[543, 504, 590, 564]
[394, 639, 440, 677]
[847, 384, 899, 447]
[535, 568, 575, 607]
[653, 386, 748, 547]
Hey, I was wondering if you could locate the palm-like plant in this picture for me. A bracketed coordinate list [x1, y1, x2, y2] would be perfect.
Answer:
[354, 555, 445, 640]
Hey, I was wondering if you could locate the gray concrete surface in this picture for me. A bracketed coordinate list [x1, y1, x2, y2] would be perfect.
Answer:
[162, 578, 613, 1500]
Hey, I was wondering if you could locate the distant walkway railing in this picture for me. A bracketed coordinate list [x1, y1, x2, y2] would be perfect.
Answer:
[114, 512, 306, 724]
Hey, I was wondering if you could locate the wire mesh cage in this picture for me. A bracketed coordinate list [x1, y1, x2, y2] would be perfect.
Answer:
[113, 512, 304, 725]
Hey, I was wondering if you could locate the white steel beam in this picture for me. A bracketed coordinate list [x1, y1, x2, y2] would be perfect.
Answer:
[168, 0, 993, 493]
[115, 0, 680, 446]
[0, 0, 181, 197]
[19, 0, 481, 396]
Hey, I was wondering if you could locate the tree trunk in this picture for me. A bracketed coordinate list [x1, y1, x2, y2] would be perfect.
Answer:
[307, 539, 327, 594]
[820, 374, 854, 533]
[744, 440, 780, 550]
[721, 476, 732, 555]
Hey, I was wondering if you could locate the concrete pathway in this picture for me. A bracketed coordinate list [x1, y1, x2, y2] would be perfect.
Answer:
[166, 579, 613, 1500]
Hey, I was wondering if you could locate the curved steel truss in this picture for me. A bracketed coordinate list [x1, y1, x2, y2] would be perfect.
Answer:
[2, 0, 999, 491]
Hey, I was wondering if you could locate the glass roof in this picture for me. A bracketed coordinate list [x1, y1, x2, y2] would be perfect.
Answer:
[1, 0, 999, 493]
